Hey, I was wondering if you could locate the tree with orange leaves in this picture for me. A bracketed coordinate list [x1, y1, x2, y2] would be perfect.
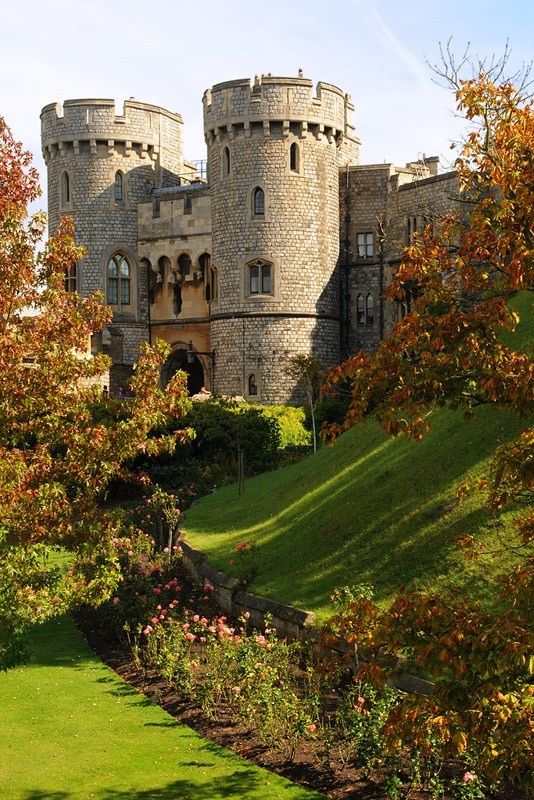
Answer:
[0, 118, 190, 668]
[322, 60, 533, 790]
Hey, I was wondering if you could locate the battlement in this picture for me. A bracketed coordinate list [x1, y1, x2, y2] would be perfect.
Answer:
[203, 73, 355, 142]
[41, 98, 183, 160]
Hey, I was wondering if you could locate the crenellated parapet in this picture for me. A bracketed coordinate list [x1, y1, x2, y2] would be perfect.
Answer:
[41, 99, 183, 168]
[203, 74, 357, 146]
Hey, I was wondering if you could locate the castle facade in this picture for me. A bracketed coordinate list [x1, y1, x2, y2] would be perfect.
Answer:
[41, 74, 457, 402]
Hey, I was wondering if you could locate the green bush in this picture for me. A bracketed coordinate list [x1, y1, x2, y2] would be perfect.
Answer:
[182, 398, 281, 470]
[258, 404, 311, 449]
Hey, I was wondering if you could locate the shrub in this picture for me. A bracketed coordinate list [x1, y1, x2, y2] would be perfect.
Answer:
[258, 405, 311, 449]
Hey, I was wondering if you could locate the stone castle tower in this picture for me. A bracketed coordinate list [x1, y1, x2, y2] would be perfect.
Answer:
[203, 75, 359, 400]
[41, 75, 456, 401]
[40, 98, 184, 383]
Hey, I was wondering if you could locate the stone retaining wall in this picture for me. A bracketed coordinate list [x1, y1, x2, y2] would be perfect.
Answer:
[179, 539, 433, 695]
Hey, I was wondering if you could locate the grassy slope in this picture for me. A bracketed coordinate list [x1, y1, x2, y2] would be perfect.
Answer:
[183, 294, 532, 624]
[0, 616, 323, 800]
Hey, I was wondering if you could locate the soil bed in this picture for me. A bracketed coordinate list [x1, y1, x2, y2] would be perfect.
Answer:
[75, 606, 400, 800]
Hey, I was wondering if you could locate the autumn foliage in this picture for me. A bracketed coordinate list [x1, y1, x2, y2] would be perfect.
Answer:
[323, 72, 533, 789]
[0, 118, 190, 667]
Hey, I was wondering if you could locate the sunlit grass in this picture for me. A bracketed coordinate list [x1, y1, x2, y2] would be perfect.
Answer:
[184, 294, 532, 624]
[0, 616, 324, 800]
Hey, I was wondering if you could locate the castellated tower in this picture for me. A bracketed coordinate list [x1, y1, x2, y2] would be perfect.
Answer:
[40, 99, 184, 388]
[203, 75, 360, 403]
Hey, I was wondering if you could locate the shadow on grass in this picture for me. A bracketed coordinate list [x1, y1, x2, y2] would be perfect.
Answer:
[23, 768, 323, 799]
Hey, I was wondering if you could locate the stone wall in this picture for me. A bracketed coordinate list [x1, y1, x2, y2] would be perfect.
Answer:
[180, 539, 433, 694]
[204, 74, 358, 402]
[41, 98, 185, 366]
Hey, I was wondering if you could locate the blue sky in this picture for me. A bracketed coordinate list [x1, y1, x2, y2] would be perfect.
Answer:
[2, 0, 532, 207]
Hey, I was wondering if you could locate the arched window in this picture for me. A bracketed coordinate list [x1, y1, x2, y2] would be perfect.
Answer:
[248, 259, 272, 295]
[64, 262, 77, 293]
[289, 142, 299, 173]
[107, 254, 131, 306]
[61, 171, 70, 206]
[178, 254, 192, 279]
[114, 171, 123, 202]
[248, 374, 258, 396]
[366, 294, 374, 325]
[223, 146, 231, 176]
[356, 294, 365, 326]
[252, 187, 265, 217]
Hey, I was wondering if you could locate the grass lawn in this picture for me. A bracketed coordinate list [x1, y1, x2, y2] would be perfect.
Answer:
[183, 294, 532, 624]
[0, 615, 324, 800]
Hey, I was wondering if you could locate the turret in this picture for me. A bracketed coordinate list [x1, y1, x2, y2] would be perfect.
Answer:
[41, 98, 184, 388]
[203, 74, 359, 402]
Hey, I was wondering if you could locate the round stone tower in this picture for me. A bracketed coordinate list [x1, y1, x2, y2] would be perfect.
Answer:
[203, 74, 360, 403]
[40, 98, 184, 387]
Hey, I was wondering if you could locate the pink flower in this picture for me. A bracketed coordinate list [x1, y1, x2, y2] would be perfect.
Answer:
[112, 596, 120, 605]
[307, 723, 317, 734]
[255, 634, 267, 646]
[232, 686, 241, 695]
[203, 583, 214, 591]
[143, 626, 153, 635]
[243, 611, 250, 619]
[163, 547, 170, 553]
[463, 772, 476, 783]
[185, 632, 196, 641]
[193, 614, 200, 623]
[151, 616, 159, 625]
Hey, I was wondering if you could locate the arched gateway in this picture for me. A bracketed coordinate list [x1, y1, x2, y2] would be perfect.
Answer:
[161, 348, 204, 395]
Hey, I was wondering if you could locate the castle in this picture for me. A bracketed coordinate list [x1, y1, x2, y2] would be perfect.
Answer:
[41, 73, 457, 402]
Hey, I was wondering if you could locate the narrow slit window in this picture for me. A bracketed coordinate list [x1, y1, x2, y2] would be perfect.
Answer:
[356, 294, 365, 326]
[64, 263, 77, 293]
[61, 172, 70, 205]
[252, 187, 265, 216]
[289, 142, 299, 172]
[114, 171, 123, 202]
[366, 294, 374, 325]
[223, 146, 230, 176]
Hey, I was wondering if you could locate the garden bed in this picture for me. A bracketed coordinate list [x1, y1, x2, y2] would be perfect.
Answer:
[75, 605, 404, 800]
